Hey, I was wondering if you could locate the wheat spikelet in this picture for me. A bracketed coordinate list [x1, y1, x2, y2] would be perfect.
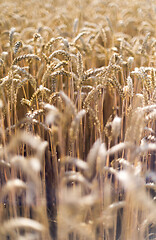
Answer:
[62, 156, 88, 170]
[30, 85, 51, 107]
[53, 60, 68, 71]
[21, 98, 32, 108]
[42, 62, 69, 86]
[49, 50, 70, 61]
[0, 179, 26, 200]
[0, 75, 11, 89]
[42, 52, 51, 65]
[63, 171, 91, 189]
[12, 54, 41, 65]
[151, 67, 156, 89]
[83, 139, 101, 181]
[45, 37, 69, 51]
[126, 76, 133, 97]
[73, 18, 79, 34]
[44, 37, 61, 50]
[0, 218, 45, 234]
[97, 201, 125, 227]
[125, 108, 145, 145]
[87, 106, 100, 129]
[33, 32, 41, 42]
[59, 91, 77, 116]
[12, 65, 36, 90]
[83, 87, 100, 109]
[106, 76, 125, 98]
[69, 109, 86, 140]
[7, 131, 48, 155]
[127, 56, 134, 69]
[44, 103, 61, 125]
[141, 32, 150, 55]
[14, 40, 23, 54]
[145, 109, 156, 122]
[84, 66, 106, 80]
[11, 156, 41, 184]
[50, 69, 71, 92]
[139, 104, 156, 112]
[77, 51, 83, 81]
[104, 114, 113, 140]
[73, 32, 90, 43]
[26, 109, 45, 120]
[32, 120, 53, 133]
[106, 142, 133, 156]
[141, 68, 152, 93]
[111, 115, 121, 138]
[143, 135, 156, 144]
[50, 69, 71, 80]
[41, 62, 56, 84]
[9, 27, 16, 48]
[0, 74, 21, 101]
[49, 92, 60, 104]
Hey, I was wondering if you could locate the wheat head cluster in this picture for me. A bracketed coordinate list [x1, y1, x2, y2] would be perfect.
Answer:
[0, 0, 156, 239]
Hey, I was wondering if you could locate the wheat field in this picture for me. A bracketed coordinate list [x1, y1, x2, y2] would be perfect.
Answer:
[0, 0, 156, 239]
